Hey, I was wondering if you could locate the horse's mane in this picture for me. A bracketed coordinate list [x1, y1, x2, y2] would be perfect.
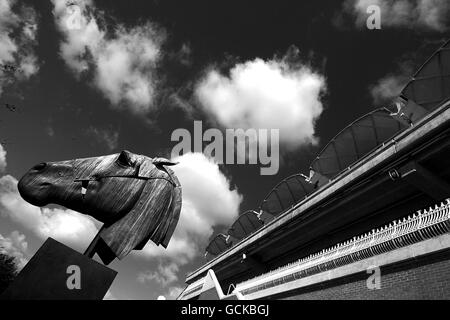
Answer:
[93, 161, 181, 264]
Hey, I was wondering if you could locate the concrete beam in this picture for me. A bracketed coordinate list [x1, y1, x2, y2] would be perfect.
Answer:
[240, 253, 268, 274]
[398, 161, 450, 201]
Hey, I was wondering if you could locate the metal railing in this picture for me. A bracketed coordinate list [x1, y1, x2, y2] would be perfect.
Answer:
[235, 199, 450, 296]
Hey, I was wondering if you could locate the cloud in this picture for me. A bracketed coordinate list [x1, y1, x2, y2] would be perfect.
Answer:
[195, 47, 326, 150]
[0, 143, 6, 172]
[0, 230, 29, 270]
[0, 175, 98, 250]
[85, 126, 119, 151]
[156, 287, 183, 300]
[135, 152, 242, 265]
[343, 0, 450, 31]
[169, 93, 196, 116]
[369, 60, 414, 104]
[51, 0, 164, 114]
[370, 73, 410, 104]
[155, 286, 184, 300]
[0, 0, 39, 97]
[137, 262, 179, 287]
[166, 286, 183, 300]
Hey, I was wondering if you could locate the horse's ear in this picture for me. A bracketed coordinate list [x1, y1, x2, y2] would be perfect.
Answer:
[152, 158, 178, 166]
[117, 150, 134, 167]
[137, 158, 178, 178]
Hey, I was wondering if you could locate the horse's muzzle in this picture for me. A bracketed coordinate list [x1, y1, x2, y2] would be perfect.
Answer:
[18, 167, 50, 206]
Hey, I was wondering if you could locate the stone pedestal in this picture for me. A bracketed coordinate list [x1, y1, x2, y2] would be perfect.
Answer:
[0, 238, 117, 300]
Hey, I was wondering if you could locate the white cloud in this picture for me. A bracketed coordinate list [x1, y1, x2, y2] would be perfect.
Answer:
[345, 0, 450, 31]
[195, 48, 326, 150]
[0, 230, 29, 270]
[135, 152, 242, 265]
[166, 286, 183, 300]
[154, 286, 183, 300]
[137, 262, 179, 287]
[0, 143, 6, 172]
[0, 0, 39, 97]
[155, 286, 184, 300]
[51, 0, 164, 114]
[85, 126, 119, 151]
[370, 73, 410, 104]
[0, 175, 98, 251]
[369, 59, 414, 104]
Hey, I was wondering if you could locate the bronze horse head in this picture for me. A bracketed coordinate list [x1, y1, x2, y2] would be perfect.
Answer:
[18, 150, 182, 265]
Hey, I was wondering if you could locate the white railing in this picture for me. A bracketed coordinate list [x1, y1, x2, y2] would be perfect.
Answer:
[178, 277, 205, 300]
[235, 199, 450, 295]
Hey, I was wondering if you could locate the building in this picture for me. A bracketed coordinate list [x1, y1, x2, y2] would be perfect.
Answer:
[178, 40, 450, 300]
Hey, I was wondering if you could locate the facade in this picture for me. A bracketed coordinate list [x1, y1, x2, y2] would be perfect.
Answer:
[178, 40, 450, 300]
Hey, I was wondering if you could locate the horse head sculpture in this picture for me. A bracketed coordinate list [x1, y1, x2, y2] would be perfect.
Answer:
[18, 150, 182, 265]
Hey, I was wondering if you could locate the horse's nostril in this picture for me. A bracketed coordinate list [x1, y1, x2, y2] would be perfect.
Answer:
[33, 162, 47, 171]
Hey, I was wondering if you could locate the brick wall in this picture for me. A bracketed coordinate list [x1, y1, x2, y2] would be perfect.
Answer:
[274, 249, 450, 300]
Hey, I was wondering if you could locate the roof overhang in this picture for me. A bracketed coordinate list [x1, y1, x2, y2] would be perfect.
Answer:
[186, 100, 450, 284]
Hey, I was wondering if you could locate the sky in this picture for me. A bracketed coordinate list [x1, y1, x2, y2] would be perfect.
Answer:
[0, 0, 449, 300]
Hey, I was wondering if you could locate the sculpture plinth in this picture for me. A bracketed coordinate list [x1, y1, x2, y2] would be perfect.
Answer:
[0, 238, 117, 300]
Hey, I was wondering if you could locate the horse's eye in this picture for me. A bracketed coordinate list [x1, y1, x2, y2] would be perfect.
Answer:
[117, 151, 132, 167]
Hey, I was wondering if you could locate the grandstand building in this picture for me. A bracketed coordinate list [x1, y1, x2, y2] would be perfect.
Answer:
[178, 40, 450, 300]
